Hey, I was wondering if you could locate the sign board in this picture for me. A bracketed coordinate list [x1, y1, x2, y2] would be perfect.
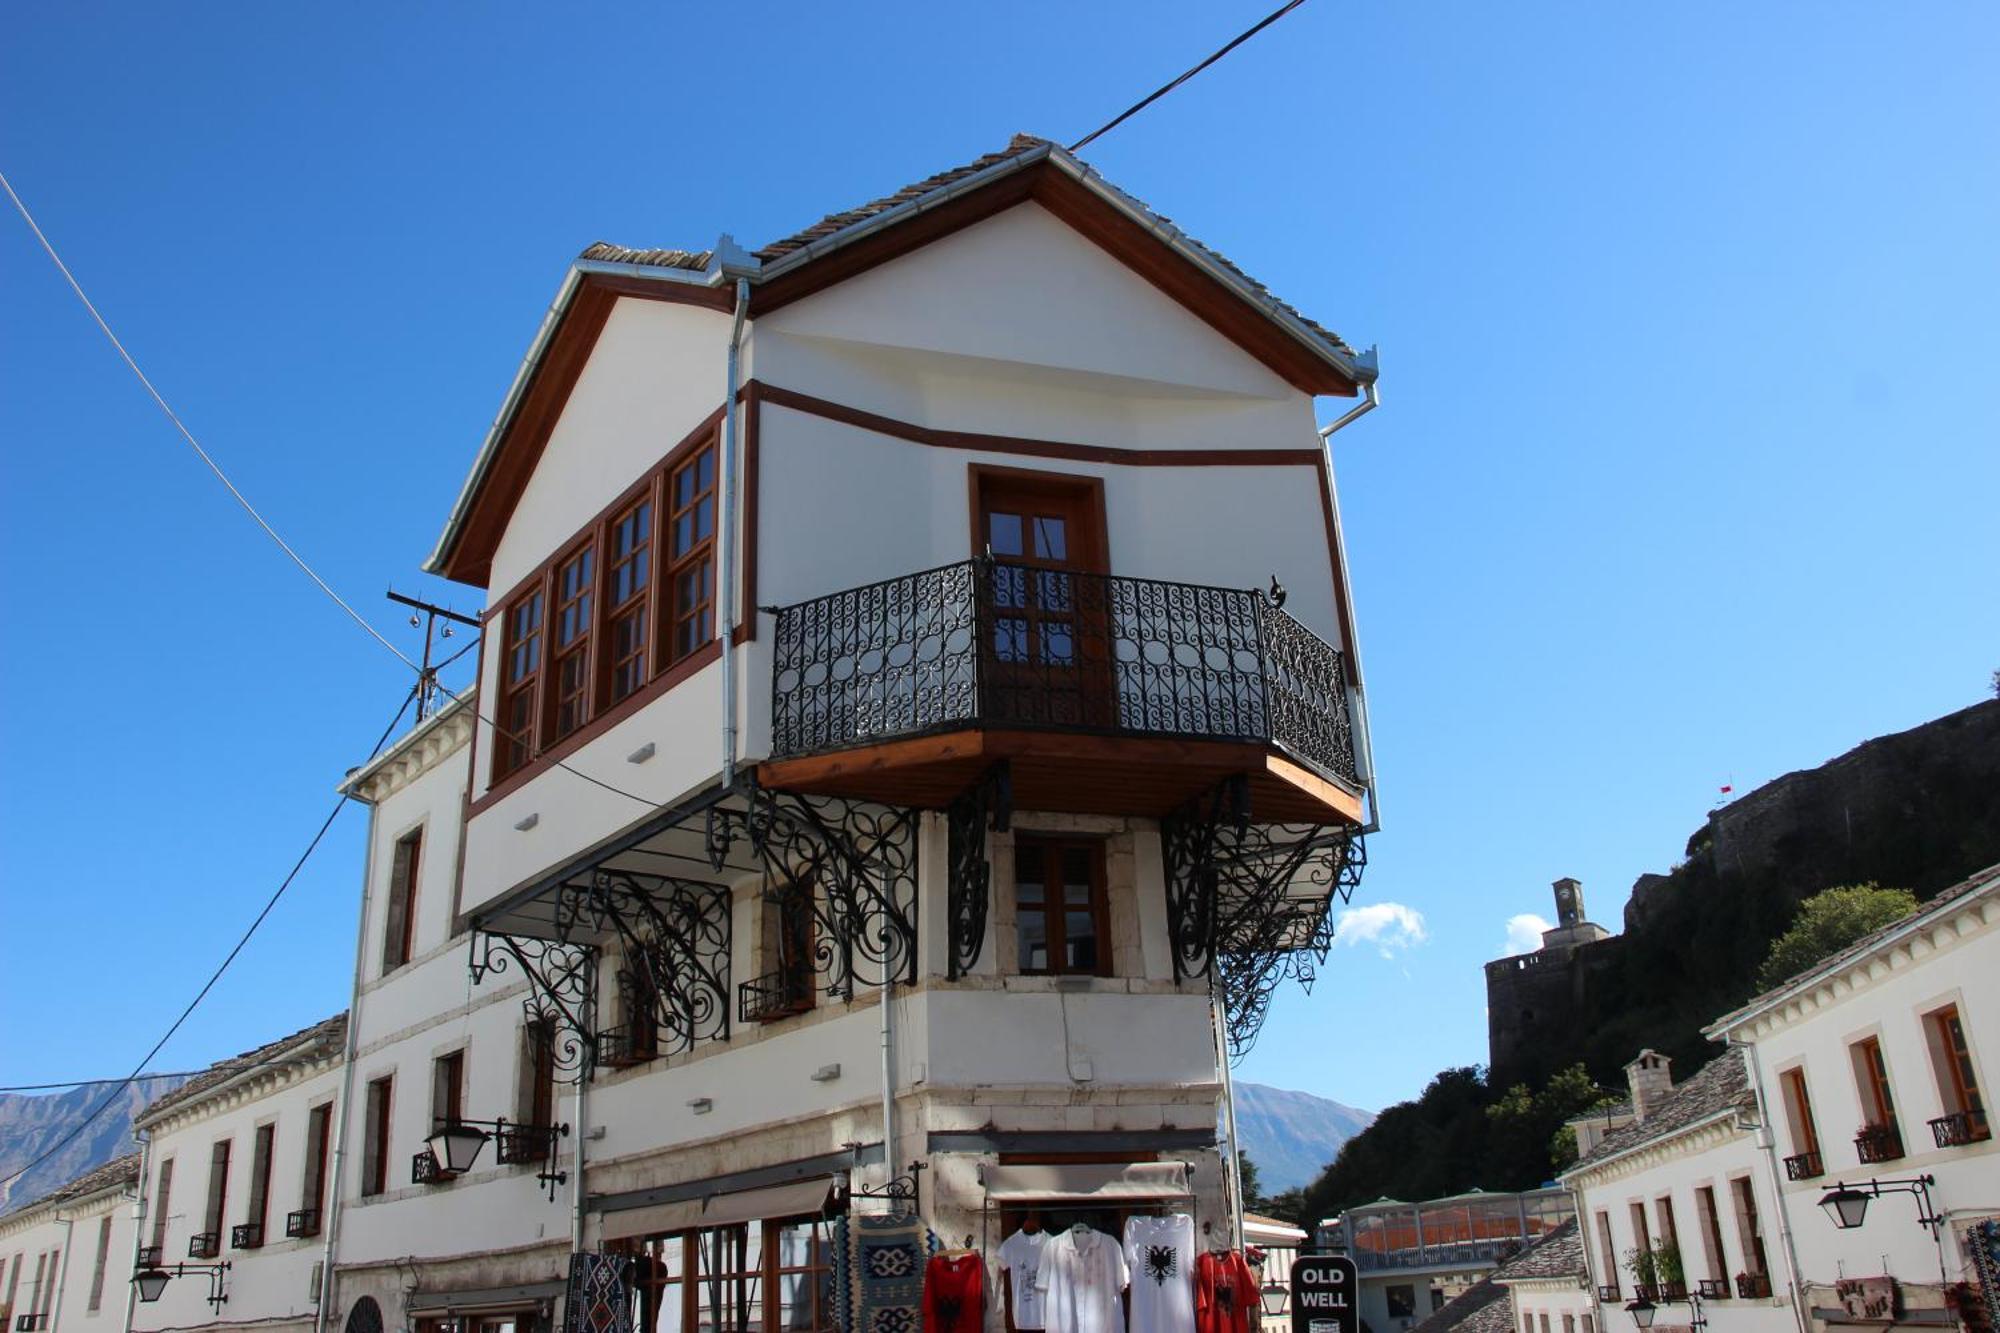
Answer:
[1291, 1254, 1359, 1333]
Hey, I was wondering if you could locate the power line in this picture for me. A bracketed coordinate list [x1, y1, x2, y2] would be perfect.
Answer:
[0, 167, 419, 675]
[0, 685, 421, 1193]
[1068, 0, 1309, 153]
[0, 1057, 326, 1094]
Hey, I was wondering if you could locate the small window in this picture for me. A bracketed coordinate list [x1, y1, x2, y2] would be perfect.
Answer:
[301, 1102, 333, 1223]
[1593, 1210, 1617, 1294]
[382, 827, 423, 973]
[751, 884, 816, 1023]
[86, 1215, 112, 1311]
[1628, 1200, 1651, 1256]
[1385, 1285, 1415, 1319]
[1729, 1176, 1768, 1278]
[1779, 1067, 1822, 1163]
[549, 543, 595, 741]
[150, 1158, 174, 1252]
[663, 445, 717, 665]
[1924, 1004, 1990, 1141]
[604, 497, 654, 703]
[1850, 1034, 1901, 1158]
[246, 1123, 275, 1243]
[1694, 1185, 1728, 1282]
[1014, 836, 1109, 976]
[518, 1018, 558, 1129]
[362, 1076, 393, 1197]
[201, 1138, 232, 1253]
[497, 590, 545, 776]
[433, 1050, 467, 1131]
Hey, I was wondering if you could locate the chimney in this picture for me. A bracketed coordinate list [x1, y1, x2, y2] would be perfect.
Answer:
[1625, 1050, 1673, 1122]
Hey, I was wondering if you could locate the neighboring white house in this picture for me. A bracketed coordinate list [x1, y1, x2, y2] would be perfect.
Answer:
[1412, 1221, 1589, 1333]
[0, 1156, 140, 1333]
[1705, 862, 2000, 1333]
[129, 1016, 346, 1333]
[1560, 1051, 1796, 1333]
[1247, 1210, 1310, 1333]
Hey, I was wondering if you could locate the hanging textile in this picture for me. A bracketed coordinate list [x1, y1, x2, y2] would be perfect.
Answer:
[1123, 1214, 1196, 1333]
[922, 1252, 985, 1333]
[834, 1214, 936, 1333]
[1193, 1249, 1258, 1333]
[562, 1253, 632, 1333]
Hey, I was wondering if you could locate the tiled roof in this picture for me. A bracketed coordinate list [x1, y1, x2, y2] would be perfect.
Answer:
[138, 1013, 347, 1125]
[1566, 1051, 1754, 1173]
[1493, 1219, 1584, 1282]
[583, 132, 1355, 356]
[1413, 1276, 1514, 1333]
[4, 1153, 140, 1220]
[1706, 861, 2000, 1035]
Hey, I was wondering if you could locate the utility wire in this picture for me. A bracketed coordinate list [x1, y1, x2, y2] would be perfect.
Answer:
[1068, 0, 1308, 153]
[0, 167, 419, 674]
[0, 1056, 327, 1094]
[0, 685, 421, 1193]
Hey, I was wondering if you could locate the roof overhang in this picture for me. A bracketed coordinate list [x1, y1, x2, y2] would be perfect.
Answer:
[425, 143, 1375, 588]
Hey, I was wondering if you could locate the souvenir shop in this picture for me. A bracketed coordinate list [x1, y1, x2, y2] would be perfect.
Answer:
[589, 1155, 1271, 1333]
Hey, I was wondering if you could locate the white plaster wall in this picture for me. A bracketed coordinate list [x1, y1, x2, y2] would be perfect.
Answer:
[356, 741, 474, 1020]
[135, 1067, 344, 1333]
[1572, 1132, 1792, 1333]
[0, 1189, 136, 1333]
[1506, 1279, 1597, 1333]
[1723, 896, 2000, 1288]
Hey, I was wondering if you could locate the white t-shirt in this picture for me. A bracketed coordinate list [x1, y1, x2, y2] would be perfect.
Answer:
[1122, 1213, 1196, 1333]
[1036, 1226, 1128, 1333]
[998, 1227, 1051, 1329]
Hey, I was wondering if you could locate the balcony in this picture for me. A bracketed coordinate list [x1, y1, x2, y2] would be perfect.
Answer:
[594, 1025, 658, 1070]
[284, 1208, 320, 1239]
[1735, 1273, 1772, 1299]
[1597, 1285, 1621, 1302]
[16, 1315, 48, 1332]
[1929, 1108, 1990, 1148]
[739, 967, 816, 1025]
[761, 560, 1362, 825]
[1783, 1149, 1824, 1180]
[231, 1222, 264, 1250]
[1855, 1122, 1905, 1164]
[135, 1245, 162, 1268]
[1697, 1280, 1730, 1300]
[495, 1122, 562, 1166]
[188, 1232, 221, 1259]
[411, 1150, 451, 1185]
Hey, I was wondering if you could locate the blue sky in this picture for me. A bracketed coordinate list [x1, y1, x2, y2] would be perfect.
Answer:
[2, 3, 1994, 1116]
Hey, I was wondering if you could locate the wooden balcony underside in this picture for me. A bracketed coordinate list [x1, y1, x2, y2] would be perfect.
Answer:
[756, 727, 1363, 826]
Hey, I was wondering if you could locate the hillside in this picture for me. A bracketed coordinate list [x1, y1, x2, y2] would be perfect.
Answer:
[1233, 1081, 1374, 1192]
[0, 1077, 185, 1212]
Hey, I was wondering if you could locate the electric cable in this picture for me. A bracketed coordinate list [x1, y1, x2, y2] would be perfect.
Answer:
[1068, 0, 1308, 153]
[0, 1060, 313, 1094]
[0, 166, 419, 674]
[0, 684, 422, 1192]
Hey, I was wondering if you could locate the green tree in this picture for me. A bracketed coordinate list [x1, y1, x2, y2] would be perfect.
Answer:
[1237, 1151, 1262, 1209]
[1756, 884, 1919, 990]
[1485, 1064, 1620, 1182]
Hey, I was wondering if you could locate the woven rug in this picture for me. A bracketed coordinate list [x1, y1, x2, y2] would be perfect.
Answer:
[834, 1214, 935, 1333]
[562, 1253, 632, 1333]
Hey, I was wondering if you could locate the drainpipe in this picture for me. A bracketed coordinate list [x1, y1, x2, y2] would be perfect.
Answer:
[880, 979, 897, 1201]
[571, 983, 594, 1257]
[1565, 1181, 1607, 1333]
[718, 275, 751, 787]
[1213, 987, 1247, 1251]
[122, 1130, 151, 1333]
[1728, 1039, 1810, 1333]
[315, 804, 383, 1333]
[1317, 381, 1382, 834]
[49, 1214, 75, 1333]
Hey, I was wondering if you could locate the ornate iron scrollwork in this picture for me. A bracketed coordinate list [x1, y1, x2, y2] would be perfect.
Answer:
[945, 761, 1012, 979]
[469, 931, 598, 1077]
[582, 871, 732, 1056]
[706, 778, 920, 997]
[1161, 777, 1366, 1060]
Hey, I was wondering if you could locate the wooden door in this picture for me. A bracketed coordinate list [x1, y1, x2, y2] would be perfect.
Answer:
[973, 469, 1111, 728]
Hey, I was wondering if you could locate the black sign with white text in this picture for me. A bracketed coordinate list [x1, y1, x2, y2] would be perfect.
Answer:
[1291, 1254, 1359, 1333]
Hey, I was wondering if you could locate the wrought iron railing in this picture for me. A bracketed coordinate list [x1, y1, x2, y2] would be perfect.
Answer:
[284, 1208, 320, 1240]
[769, 559, 1358, 785]
[16, 1315, 48, 1331]
[411, 1150, 448, 1185]
[1697, 1280, 1730, 1300]
[495, 1122, 562, 1166]
[1930, 1108, 1990, 1148]
[594, 1024, 658, 1070]
[738, 966, 816, 1025]
[1735, 1273, 1772, 1300]
[1783, 1149, 1824, 1180]
[231, 1222, 264, 1250]
[1855, 1122, 1905, 1163]
[135, 1245, 162, 1268]
[188, 1232, 220, 1259]
[1596, 1284, 1621, 1302]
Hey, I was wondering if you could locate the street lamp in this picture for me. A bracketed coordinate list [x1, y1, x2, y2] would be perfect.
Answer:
[132, 1262, 230, 1312]
[133, 1269, 172, 1303]
[1261, 1282, 1291, 1318]
[1625, 1299, 1657, 1329]
[1813, 1175, 1948, 1287]
[1818, 1186, 1872, 1231]
[421, 1116, 571, 1199]
[425, 1121, 493, 1176]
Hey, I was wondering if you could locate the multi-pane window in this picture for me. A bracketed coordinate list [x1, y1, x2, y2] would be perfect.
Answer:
[301, 1102, 333, 1230]
[362, 1076, 393, 1197]
[382, 826, 422, 973]
[549, 544, 594, 740]
[1014, 836, 1109, 976]
[1851, 1035, 1901, 1143]
[245, 1123, 275, 1245]
[665, 448, 716, 665]
[1779, 1067, 1822, 1167]
[604, 498, 653, 703]
[1925, 1004, 1989, 1140]
[487, 437, 722, 786]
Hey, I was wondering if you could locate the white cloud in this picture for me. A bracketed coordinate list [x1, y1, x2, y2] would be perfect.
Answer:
[1334, 902, 1429, 958]
[1502, 913, 1552, 956]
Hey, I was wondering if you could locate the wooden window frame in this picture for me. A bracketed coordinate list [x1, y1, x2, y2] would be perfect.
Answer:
[519, 1018, 558, 1130]
[432, 1050, 467, 1130]
[1728, 1175, 1768, 1278]
[150, 1158, 174, 1252]
[661, 443, 719, 671]
[1851, 1035, 1899, 1129]
[1012, 834, 1112, 978]
[1779, 1066, 1821, 1159]
[246, 1122, 275, 1241]
[362, 1076, 393, 1197]
[625, 1214, 836, 1333]
[495, 584, 546, 780]
[203, 1138, 232, 1245]
[545, 537, 597, 744]
[86, 1215, 112, 1313]
[302, 1102, 333, 1218]
[485, 430, 723, 791]
[382, 825, 423, 974]
[601, 486, 657, 707]
[1926, 1003, 1986, 1122]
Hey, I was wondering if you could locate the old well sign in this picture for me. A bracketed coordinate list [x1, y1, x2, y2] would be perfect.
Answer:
[1291, 1254, 1359, 1333]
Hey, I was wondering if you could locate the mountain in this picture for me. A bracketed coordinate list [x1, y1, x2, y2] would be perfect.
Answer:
[1233, 1081, 1374, 1193]
[0, 1077, 186, 1212]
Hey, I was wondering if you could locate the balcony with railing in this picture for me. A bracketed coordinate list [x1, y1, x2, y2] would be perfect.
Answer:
[135, 1245, 162, 1268]
[1735, 1273, 1773, 1300]
[594, 1025, 658, 1071]
[188, 1232, 221, 1259]
[1783, 1149, 1824, 1180]
[231, 1222, 264, 1250]
[1855, 1122, 1905, 1164]
[284, 1208, 320, 1239]
[1929, 1108, 1990, 1148]
[495, 1122, 563, 1166]
[411, 1150, 450, 1185]
[16, 1315, 48, 1332]
[1697, 1280, 1730, 1300]
[1596, 1285, 1621, 1303]
[760, 560, 1363, 825]
[739, 967, 816, 1025]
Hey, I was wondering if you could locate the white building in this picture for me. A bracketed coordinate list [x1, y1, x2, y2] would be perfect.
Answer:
[1323, 1187, 1577, 1332]
[1411, 1222, 1589, 1333]
[0, 1156, 140, 1333]
[1706, 862, 2000, 1333]
[129, 1017, 347, 1333]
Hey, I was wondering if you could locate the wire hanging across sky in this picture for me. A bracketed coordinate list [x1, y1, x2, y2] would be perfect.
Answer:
[1069, 0, 1309, 152]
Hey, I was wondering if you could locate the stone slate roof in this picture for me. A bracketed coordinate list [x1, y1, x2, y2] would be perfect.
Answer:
[582, 133, 1356, 356]
[139, 1013, 347, 1125]
[1494, 1219, 1584, 1281]
[4, 1152, 140, 1220]
[1408, 1221, 1582, 1333]
[1567, 1050, 1753, 1173]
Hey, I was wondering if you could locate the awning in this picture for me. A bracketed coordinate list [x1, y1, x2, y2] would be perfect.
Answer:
[980, 1161, 1190, 1201]
[600, 1176, 835, 1242]
[406, 1281, 567, 1314]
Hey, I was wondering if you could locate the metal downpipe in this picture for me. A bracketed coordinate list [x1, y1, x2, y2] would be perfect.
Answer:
[314, 801, 381, 1333]
[1318, 380, 1381, 833]
[1731, 1039, 1811, 1333]
[719, 277, 750, 787]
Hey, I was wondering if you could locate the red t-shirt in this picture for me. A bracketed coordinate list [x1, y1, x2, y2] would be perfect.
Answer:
[1194, 1249, 1258, 1333]
[924, 1252, 986, 1333]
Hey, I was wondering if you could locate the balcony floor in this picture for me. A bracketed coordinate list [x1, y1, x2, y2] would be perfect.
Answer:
[756, 727, 1363, 825]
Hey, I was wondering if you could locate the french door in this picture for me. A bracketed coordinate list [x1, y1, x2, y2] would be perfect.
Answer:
[973, 469, 1111, 728]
